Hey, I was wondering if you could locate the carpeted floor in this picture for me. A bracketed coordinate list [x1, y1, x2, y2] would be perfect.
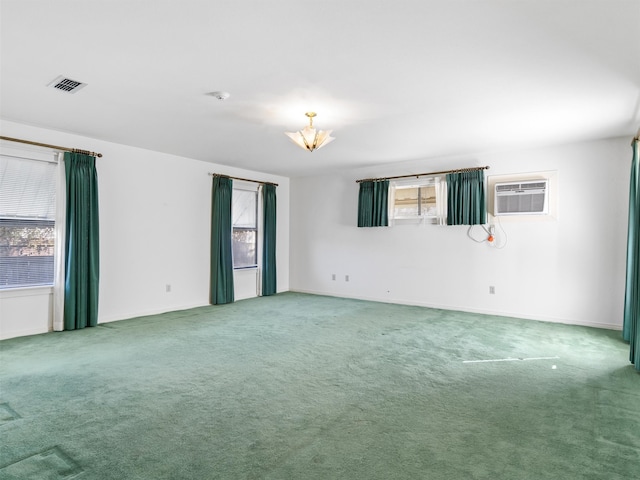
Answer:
[1, 292, 638, 479]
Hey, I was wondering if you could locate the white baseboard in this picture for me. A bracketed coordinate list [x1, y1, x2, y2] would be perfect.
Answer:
[0, 325, 50, 340]
[99, 302, 211, 324]
[289, 288, 623, 331]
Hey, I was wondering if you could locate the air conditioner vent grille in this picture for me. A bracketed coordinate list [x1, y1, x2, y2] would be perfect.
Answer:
[494, 179, 548, 216]
[47, 75, 87, 94]
[496, 183, 520, 192]
[496, 181, 546, 192]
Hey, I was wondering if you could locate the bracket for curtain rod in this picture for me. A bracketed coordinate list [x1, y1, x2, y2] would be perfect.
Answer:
[356, 165, 490, 183]
[208, 172, 278, 187]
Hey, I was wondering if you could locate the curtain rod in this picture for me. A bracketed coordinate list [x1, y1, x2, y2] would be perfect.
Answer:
[208, 173, 278, 187]
[0, 135, 103, 158]
[356, 165, 490, 183]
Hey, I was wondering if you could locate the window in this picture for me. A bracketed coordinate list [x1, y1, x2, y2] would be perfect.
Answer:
[393, 184, 437, 218]
[389, 176, 447, 225]
[390, 177, 446, 224]
[231, 188, 258, 268]
[0, 152, 57, 289]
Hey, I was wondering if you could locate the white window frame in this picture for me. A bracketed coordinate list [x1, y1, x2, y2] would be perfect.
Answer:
[231, 182, 262, 270]
[389, 176, 447, 226]
[0, 146, 59, 290]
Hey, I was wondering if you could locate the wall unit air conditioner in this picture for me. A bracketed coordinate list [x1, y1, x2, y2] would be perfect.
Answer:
[494, 180, 548, 216]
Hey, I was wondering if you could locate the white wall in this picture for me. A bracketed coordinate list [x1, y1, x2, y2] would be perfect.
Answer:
[0, 287, 52, 338]
[1, 120, 631, 337]
[0, 120, 289, 339]
[290, 137, 631, 329]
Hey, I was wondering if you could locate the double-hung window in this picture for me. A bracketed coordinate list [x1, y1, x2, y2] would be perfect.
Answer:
[0, 150, 57, 289]
[231, 187, 258, 269]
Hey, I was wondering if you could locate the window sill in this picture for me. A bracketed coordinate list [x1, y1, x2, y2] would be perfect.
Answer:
[0, 285, 54, 299]
[391, 217, 441, 225]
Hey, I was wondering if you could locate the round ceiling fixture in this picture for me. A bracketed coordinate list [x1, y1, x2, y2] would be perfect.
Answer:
[208, 91, 230, 101]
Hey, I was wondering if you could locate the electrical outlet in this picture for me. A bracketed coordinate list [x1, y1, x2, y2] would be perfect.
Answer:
[489, 286, 495, 294]
[345, 275, 350, 282]
[331, 274, 336, 281]
[166, 284, 171, 293]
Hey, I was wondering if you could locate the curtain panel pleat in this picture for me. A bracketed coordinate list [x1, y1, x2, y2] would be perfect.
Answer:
[63, 152, 99, 330]
[446, 170, 486, 226]
[262, 184, 277, 296]
[358, 180, 389, 227]
[210, 176, 234, 305]
[623, 138, 640, 371]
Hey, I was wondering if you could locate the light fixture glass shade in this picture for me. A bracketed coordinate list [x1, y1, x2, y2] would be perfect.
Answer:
[285, 113, 335, 152]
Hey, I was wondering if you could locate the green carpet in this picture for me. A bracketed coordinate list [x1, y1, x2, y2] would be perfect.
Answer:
[1, 292, 638, 479]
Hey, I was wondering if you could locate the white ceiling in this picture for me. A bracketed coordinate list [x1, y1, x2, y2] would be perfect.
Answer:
[1, 0, 639, 177]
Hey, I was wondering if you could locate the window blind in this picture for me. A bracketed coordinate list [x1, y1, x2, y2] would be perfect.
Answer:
[0, 154, 57, 288]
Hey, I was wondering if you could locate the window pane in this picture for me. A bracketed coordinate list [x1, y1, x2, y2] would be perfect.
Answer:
[0, 219, 55, 288]
[0, 156, 56, 219]
[394, 187, 419, 217]
[232, 190, 257, 228]
[232, 229, 257, 268]
[420, 185, 437, 216]
[0, 153, 57, 289]
[232, 188, 258, 269]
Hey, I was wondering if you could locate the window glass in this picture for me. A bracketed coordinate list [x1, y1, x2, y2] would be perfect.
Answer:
[391, 177, 446, 224]
[232, 188, 257, 268]
[393, 184, 437, 218]
[232, 189, 257, 228]
[420, 185, 437, 216]
[0, 154, 57, 288]
[394, 187, 419, 217]
[232, 229, 256, 268]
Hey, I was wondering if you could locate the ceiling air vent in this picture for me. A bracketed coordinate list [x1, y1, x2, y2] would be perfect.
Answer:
[47, 75, 87, 94]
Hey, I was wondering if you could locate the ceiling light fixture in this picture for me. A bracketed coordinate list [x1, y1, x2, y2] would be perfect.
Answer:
[285, 112, 335, 152]
[207, 91, 230, 101]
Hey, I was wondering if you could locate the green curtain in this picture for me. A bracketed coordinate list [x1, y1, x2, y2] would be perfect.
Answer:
[63, 152, 100, 330]
[262, 183, 277, 296]
[623, 138, 640, 371]
[446, 170, 486, 225]
[210, 176, 234, 305]
[357, 180, 389, 227]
